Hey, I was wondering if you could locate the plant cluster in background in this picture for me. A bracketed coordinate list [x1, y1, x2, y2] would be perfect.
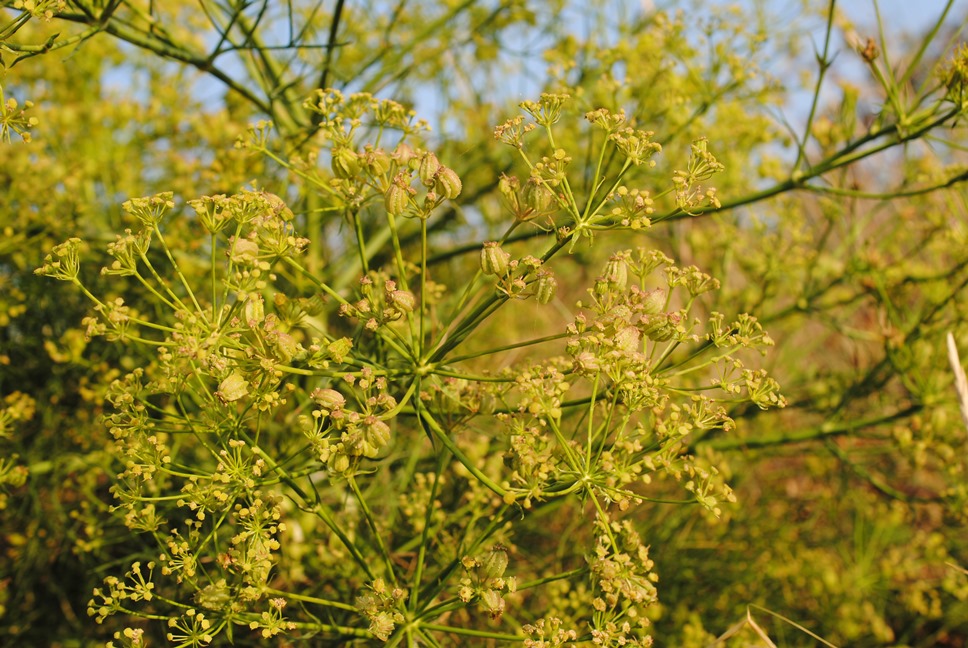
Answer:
[3, 0, 968, 646]
[33, 88, 784, 645]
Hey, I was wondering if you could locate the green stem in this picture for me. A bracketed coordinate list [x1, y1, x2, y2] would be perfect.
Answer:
[348, 475, 398, 586]
[416, 403, 507, 498]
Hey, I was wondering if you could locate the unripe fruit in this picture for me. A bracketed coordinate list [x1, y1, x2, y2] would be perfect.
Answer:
[311, 388, 345, 411]
[641, 287, 665, 315]
[605, 254, 629, 290]
[481, 241, 511, 276]
[217, 372, 249, 403]
[230, 237, 260, 264]
[522, 176, 554, 212]
[418, 152, 441, 186]
[388, 289, 416, 313]
[385, 182, 409, 216]
[535, 271, 557, 304]
[332, 146, 361, 179]
[435, 166, 462, 199]
[364, 148, 391, 176]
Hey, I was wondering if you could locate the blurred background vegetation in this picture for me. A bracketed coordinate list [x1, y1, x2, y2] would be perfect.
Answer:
[1, 0, 967, 645]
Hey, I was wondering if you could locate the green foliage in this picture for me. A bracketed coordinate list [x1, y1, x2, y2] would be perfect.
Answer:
[2, 1, 968, 646]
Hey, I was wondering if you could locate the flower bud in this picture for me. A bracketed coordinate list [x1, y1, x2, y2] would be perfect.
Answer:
[435, 166, 462, 199]
[481, 241, 510, 276]
[534, 271, 557, 304]
[332, 146, 361, 179]
[418, 152, 441, 186]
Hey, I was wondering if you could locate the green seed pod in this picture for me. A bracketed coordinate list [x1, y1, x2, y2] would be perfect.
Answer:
[392, 142, 416, 166]
[614, 325, 641, 353]
[217, 372, 249, 403]
[261, 191, 294, 221]
[332, 146, 361, 179]
[331, 453, 350, 474]
[641, 287, 665, 315]
[573, 351, 601, 375]
[498, 174, 520, 200]
[435, 166, 463, 199]
[388, 289, 416, 313]
[365, 148, 391, 176]
[275, 332, 299, 362]
[481, 241, 510, 276]
[362, 417, 391, 457]
[480, 590, 506, 618]
[605, 254, 629, 290]
[642, 313, 674, 341]
[418, 151, 441, 186]
[385, 181, 409, 216]
[480, 548, 509, 580]
[229, 237, 260, 265]
[534, 270, 557, 304]
[311, 388, 346, 411]
[243, 294, 264, 326]
[522, 176, 554, 213]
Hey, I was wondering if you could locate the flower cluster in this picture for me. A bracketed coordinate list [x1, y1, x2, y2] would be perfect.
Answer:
[458, 547, 517, 619]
